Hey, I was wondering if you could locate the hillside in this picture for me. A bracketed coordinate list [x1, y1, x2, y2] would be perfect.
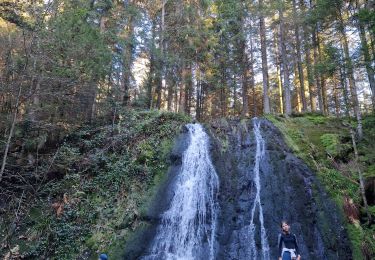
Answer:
[1, 112, 374, 259]
[0, 110, 190, 259]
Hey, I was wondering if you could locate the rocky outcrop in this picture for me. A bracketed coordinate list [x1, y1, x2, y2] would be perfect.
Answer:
[209, 118, 352, 259]
[125, 118, 352, 259]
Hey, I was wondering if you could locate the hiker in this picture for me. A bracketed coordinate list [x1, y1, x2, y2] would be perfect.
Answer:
[99, 253, 108, 260]
[278, 220, 301, 260]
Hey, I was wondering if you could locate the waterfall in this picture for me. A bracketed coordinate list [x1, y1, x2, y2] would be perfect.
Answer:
[248, 119, 270, 259]
[143, 123, 219, 260]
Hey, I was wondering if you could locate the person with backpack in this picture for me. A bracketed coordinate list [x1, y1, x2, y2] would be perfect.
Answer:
[278, 220, 301, 260]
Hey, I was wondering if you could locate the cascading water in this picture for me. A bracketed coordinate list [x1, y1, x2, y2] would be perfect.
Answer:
[128, 119, 351, 259]
[248, 119, 270, 259]
[143, 123, 219, 260]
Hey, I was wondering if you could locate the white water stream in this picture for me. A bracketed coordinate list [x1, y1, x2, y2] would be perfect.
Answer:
[144, 123, 219, 260]
[248, 119, 270, 259]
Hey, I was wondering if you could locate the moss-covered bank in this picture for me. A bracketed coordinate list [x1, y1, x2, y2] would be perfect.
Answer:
[0, 109, 190, 259]
[265, 113, 375, 259]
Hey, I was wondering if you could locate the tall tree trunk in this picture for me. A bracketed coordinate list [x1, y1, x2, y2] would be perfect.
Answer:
[334, 75, 340, 118]
[242, 47, 249, 117]
[339, 13, 363, 138]
[196, 64, 202, 120]
[241, 14, 249, 117]
[274, 25, 284, 114]
[179, 62, 186, 114]
[312, 28, 324, 113]
[147, 21, 156, 109]
[219, 34, 228, 117]
[183, 63, 192, 115]
[293, 57, 302, 113]
[156, 0, 167, 109]
[174, 71, 179, 113]
[305, 44, 316, 112]
[166, 65, 174, 111]
[249, 23, 256, 116]
[279, 5, 292, 115]
[339, 46, 351, 118]
[122, 14, 134, 106]
[233, 75, 237, 115]
[259, 0, 270, 114]
[316, 32, 328, 115]
[300, 0, 316, 112]
[292, 0, 307, 112]
[370, 33, 375, 64]
[350, 127, 372, 224]
[321, 75, 328, 115]
[356, 0, 375, 108]
[0, 84, 22, 182]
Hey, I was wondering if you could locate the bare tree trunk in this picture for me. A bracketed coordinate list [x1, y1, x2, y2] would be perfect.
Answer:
[356, 0, 375, 108]
[334, 76, 340, 118]
[196, 64, 202, 120]
[312, 28, 324, 113]
[339, 49, 351, 118]
[293, 57, 302, 113]
[156, 0, 167, 109]
[300, 0, 316, 112]
[179, 62, 186, 114]
[292, 0, 307, 112]
[242, 50, 249, 117]
[274, 25, 284, 114]
[181, 63, 192, 115]
[166, 66, 174, 111]
[122, 15, 134, 106]
[0, 84, 22, 182]
[232, 76, 238, 115]
[321, 75, 328, 115]
[259, 0, 270, 114]
[316, 33, 328, 115]
[147, 21, 156, 109]
[240, 15, 249, 117]
[174, 76, 179, 113]
[279, 5, 292, 115]
[220, 54, 227, 117]
[349, 127, 372, 225]
[305, 41, 316, 112]
[370, 33, 375, 64]
[339, 14, 363, 138]
[249, 25, 256, 116]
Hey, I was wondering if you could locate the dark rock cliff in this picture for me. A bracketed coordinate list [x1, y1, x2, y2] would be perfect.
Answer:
[209, 118, 352, 259]
[124, 118, 352, 259]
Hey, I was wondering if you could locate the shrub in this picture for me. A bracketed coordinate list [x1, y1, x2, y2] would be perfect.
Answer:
[320, 133, 351, 159]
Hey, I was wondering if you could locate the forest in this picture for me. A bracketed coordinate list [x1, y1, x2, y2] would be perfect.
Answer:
[0, 0, 375, 259]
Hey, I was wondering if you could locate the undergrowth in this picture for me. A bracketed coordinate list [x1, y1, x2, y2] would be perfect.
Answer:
[0, 109, 190, 259]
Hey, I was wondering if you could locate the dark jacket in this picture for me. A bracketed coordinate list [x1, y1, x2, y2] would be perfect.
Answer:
[278, 232, 300, 257]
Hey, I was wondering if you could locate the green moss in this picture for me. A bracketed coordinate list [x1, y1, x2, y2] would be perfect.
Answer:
[2, 109, 191, 259]
[267, 114, 373, 259]
[305, 114, 327, 124]
[320, 133, 351, 159]
[346, 223, 364, 260]
[317, 168, 359, 201]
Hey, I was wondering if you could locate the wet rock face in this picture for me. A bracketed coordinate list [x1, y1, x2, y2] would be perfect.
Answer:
[209, 119, 352, 260]
[125, 118, 352, 260]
